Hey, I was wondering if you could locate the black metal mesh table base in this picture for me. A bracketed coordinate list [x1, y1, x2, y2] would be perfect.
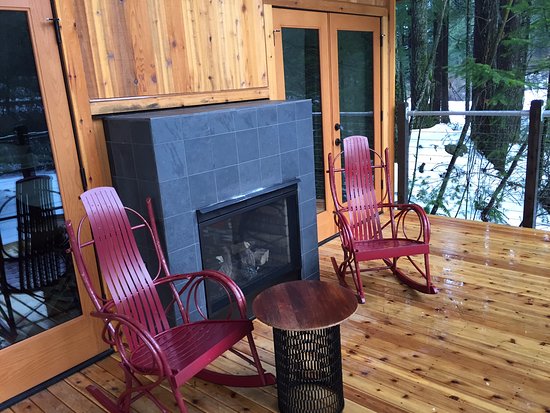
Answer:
[273, 326, 344, 413]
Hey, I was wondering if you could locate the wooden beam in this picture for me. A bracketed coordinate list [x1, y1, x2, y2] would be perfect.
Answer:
[89, 87, 269, 116]
[264, 0, 389, 16]
[522, 99, 544, 228]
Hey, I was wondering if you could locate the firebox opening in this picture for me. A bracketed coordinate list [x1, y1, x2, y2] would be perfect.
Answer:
[197, 181, 301, 319]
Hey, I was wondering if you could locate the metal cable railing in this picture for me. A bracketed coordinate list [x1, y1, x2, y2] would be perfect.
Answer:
[397, 100, 549, 229]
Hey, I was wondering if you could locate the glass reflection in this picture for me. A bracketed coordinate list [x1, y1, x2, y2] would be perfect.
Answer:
[338, 30, 375, 201]
[282, 28, 326, 213]
[0, 11, 81, 349]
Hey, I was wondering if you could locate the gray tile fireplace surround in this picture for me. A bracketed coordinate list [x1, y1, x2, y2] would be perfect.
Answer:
[103, 100, 320, 311]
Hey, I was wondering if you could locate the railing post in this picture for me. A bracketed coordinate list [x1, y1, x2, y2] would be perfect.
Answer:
[522, 100, 544, 228]
[396, 102, 409, 204]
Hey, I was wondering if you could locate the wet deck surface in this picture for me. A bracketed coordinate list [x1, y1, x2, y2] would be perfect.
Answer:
[5, 216, 550, 412]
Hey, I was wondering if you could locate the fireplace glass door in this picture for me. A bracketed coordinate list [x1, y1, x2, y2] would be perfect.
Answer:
[198, 184, 301, 319]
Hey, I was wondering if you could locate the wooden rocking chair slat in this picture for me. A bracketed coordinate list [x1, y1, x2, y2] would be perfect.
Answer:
[328, 136, 437, 303]
[82, 188, 169, 340]
[66, 186, 275, 413]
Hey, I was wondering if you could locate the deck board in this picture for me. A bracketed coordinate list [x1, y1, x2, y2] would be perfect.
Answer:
[7, 216, 550, 412]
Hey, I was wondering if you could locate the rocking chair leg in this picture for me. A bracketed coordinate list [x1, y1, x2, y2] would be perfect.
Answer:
[331, 256, 349, 288]
[169, 379, 188, 413]
[351, 257, 366, 304]
[245, 332, 272, 386]
[331, 250, 365, 303]
[85, 365, 136, 413]
[423, 253, 437, 293]
[120, 365, 136, 412]
[86, 385, 127, 413]
[196, 333, 276, 387]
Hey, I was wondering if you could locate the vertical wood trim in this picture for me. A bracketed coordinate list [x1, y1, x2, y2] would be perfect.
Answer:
[271, 11, 286, 99]
[263, 5, 279, 99]
[381, 15, 389, 153]
[272, 9, 336, 240]
[318, 12, 336, 240]
[329, 14, 382, 200]
[386, 0, 396, 186]
[53, 0, 112, 189]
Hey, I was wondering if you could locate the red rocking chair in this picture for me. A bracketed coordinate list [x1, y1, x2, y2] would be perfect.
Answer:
[66, 186, 275, 413]
[328, 136, 437, 304]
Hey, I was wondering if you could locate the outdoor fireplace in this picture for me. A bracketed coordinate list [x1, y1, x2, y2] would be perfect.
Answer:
[198, 182, 301, 318]
[103, 99, 319, 321]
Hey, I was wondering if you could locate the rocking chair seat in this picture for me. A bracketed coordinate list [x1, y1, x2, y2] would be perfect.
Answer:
[354, 239, 429, 260]
[131, 319, 252, 379]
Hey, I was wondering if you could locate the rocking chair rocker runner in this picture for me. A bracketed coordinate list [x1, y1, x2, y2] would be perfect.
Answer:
[328, 136, 437, 304]
[66, 186, 275, 413]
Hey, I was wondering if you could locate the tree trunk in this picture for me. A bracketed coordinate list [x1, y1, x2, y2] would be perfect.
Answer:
[465, 0, 472, 110]
[431, 0, 450, 123]
[409, 0, 430, 112]
[470, 0, 529, 175]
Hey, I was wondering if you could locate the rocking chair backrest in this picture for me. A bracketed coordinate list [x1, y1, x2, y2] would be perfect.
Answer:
[328, 135, 397, 242]
[343, 136, 384, 241]
[79, 187, 170, 346]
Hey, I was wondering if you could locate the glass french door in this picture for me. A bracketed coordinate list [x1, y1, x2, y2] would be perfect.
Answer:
[0, 0, 106, 402]
[273, 9, 381, 241]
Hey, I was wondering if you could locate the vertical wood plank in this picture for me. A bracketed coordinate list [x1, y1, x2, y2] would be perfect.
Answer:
[122, 0, 157, 94]
[162, 1, 190, 92]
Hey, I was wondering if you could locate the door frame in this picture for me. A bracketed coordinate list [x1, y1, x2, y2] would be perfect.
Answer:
[272, 9, 336, 241]
[272, 8, 383, 242]
[0, 0, 106, 402]
[329, 14, 383, 206]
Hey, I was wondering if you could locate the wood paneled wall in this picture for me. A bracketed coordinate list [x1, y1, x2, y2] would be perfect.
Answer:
[72, 0, 268, 114]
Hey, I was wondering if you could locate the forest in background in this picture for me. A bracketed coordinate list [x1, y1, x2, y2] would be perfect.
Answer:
[396, 0, 549, 226]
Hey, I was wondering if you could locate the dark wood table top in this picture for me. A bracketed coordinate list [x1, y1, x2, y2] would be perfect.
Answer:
[252, 280, 358, 331]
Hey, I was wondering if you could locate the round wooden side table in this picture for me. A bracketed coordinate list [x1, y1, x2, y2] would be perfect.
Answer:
[253, 280, 357, 413]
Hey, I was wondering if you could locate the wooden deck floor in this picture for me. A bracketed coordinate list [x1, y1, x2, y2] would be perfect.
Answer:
[4, 216, 550, 412]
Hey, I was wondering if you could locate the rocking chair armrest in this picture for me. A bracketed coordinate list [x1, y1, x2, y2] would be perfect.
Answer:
[154, 270, 248, 319]
[333, 209, 356, 252]
[90, 310, 170, 377]
[381, 202, 431, 243]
